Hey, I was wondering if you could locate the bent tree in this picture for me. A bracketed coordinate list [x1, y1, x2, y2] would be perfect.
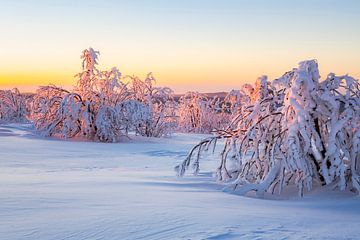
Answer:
[176, 60, 360, 197]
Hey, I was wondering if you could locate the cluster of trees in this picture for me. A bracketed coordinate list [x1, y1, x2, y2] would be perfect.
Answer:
[177, 92, 224, 133]
[29, 48, 179, 142]
[0, 48, 235, 141]
[176, 89, 254, 133]
[176, 60, 360, 197]
[1, 50, 359, 197]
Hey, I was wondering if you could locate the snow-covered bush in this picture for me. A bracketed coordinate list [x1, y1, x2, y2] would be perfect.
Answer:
[222, 90, 242, 115]
[31, 86, 86, 138]
[177, 92, 224, 133]
[221, 86, 254, 127]
[176, 60, 360, 197]
[120, 99, 151, 135]
[126, 73, 177, 137]
[0, 88, 29, 123]
[31, 48, 131, 141]
[31, 48, 175, 141]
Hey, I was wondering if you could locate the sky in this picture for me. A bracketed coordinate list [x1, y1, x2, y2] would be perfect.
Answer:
[0, 0, 359, 93]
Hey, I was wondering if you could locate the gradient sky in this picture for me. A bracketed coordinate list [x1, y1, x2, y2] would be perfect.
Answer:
[0, 0, 359, 93]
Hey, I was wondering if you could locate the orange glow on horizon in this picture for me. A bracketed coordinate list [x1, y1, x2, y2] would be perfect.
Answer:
[1, 1, 359, 93]
[1, 63, 359, 94]
[1, 44, 359, 94]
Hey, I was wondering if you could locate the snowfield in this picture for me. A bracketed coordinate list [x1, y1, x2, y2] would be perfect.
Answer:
[0, 124, 359, 240]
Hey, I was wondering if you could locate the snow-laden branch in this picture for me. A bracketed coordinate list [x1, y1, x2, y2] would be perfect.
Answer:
[176, 60, 360, 197]
[0, 88, 30, 123]
[30, 48, 177, 141]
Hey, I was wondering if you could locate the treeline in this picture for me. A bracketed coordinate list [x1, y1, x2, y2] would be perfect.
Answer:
[0, 48, 247, 141]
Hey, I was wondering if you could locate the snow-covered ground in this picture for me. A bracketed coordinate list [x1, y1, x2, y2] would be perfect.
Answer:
[0, 124, 359, 240]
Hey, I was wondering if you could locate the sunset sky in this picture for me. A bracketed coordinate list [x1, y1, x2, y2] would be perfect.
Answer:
[0, 0, 359, 93]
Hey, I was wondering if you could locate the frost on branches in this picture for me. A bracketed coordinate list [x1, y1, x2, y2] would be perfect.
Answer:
[177, 90, 253, 134]
[176, 60, 360, 197]
[177, 92, 224, 133]
[0, 88, 29, 123]
[31, 48, 176, 142]
[126, 73, 176, 137]
[222, 86, 254, 126]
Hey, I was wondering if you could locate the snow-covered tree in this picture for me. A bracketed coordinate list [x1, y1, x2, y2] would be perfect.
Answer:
[176, 60, 360, 197]
[0, 88, 29, 123]
[31, 48, 132, 141]
[223, 90, 242, 114]
[31, 85, 84, 138]
[31, 48, 175, 141]
[177, 92, 224, 133]
[222, 86, 254, 124]
[126, 73, 177, 137]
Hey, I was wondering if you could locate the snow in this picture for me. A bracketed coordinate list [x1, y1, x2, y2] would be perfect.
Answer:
[0, 124, 359, 240]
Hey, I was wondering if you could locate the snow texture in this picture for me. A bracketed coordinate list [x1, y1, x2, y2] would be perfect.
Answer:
[0, 124, 359, 240]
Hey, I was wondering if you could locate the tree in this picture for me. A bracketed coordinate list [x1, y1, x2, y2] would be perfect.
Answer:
[176, 60, 360, 197]
[126, 73, 177, 137]
[177, 92, 224, 133]
[0, 88, 29, 123]
[31, 48, 175, 141]
[221, 86, 255, 128]
[31, 48, 133, 141]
